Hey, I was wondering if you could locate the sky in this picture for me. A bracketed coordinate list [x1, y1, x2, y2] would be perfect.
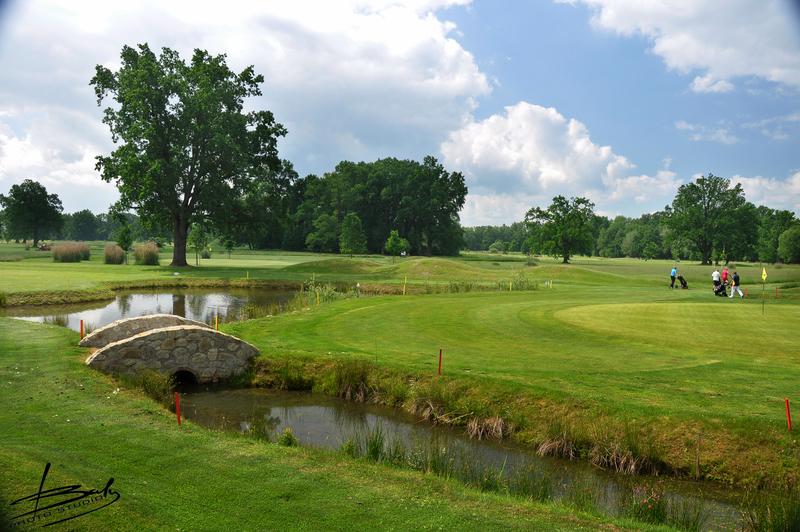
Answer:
[0, 0, 798, 226]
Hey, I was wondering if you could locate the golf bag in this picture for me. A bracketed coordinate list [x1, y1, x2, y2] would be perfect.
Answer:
[713, 282, 727, 297]
[678, 275, 688, 289]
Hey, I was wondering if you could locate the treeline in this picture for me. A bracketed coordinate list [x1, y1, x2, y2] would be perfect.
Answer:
[466, 175, 800, 264]
[0, 155, 467, 257]
[223, 156, 466, 255]
[0, 180, 169, 246]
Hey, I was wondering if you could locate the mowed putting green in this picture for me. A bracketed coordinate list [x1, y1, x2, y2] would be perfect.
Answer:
[235, 285, 800, 429]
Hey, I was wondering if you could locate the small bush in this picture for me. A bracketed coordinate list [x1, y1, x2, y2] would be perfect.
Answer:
[624, 483, 668, 525]
[133, 242, 160, 265]
[277, 427, 299, 447]
[200, 248, 211, 259]
[52, 242, 90, 262]
[104, 244, 125, 264]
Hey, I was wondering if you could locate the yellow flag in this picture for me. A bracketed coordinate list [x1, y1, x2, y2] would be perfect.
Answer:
[761, 267, 768, 282]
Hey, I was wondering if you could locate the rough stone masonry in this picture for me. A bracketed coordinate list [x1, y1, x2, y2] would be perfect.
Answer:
[84, 323, 259, 383]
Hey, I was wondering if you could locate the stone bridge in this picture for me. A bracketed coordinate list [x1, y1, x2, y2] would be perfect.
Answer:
[82, 314, 259, 383]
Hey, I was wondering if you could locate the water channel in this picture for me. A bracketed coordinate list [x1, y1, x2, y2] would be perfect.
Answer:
[182, 387, 743, 529]
[2, 288, 295, 331]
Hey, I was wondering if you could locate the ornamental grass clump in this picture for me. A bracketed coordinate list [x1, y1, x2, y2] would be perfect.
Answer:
[52, 242, 90, 262]
[104, 243, 125, 264]
[133, 242, 160, 265]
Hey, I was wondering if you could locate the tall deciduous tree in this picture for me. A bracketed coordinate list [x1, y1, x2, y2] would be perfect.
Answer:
[0, 179, 63, 247]
[667, 174, 746, 265]
[339, 212, 367, 256]
[305, 213, 339, 253]
[91, 44, 286, 266]
[69, 209, 101, 241]
[778, 225, 800, 263]
[525, 196, 595, 264]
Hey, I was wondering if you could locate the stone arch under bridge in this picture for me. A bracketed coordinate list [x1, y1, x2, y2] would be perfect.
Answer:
[83, 316, 259, 384]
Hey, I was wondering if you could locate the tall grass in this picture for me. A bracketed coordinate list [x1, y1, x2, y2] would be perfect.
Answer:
[104, 243, 125, 264]
[0, 291, 6, 307]
[52, 242, 90, 262]
[742, 490, 800, 531]
[133, 242, 160, 265]
[118, 370, 174, 407]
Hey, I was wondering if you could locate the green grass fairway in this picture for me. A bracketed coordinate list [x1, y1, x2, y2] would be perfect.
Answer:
[3, 243, 800, 488]
[0, 318, 649, 530]
[229, 282, 800, 486]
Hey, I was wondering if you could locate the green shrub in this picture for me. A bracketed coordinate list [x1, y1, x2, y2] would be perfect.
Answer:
[277, 427, 299, 447]
[200, 247, 211, 259]
[103, 243, 125, 264]
[52, 242, 90, 262]
[0, 291, 6, 307]
[133, 242, 160, 265]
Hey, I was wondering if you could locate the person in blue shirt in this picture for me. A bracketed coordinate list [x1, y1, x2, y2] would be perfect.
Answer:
[670, 266, 678, 289]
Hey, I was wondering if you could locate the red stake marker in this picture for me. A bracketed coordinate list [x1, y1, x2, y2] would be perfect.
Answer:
[175, 392, 182, 427]
[786, 398, 792, 432]
[79, 319, 84, 340]
[438, 349, 442, 376]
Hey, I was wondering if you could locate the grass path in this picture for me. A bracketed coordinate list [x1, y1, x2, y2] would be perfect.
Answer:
[0, 318, 653, 530]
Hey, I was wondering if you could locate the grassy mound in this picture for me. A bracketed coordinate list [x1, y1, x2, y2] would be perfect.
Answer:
[282, 257, 385, 274]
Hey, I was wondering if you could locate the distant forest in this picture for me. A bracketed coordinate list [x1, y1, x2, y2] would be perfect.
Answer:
[3, 171, 799, 264]
[465, 205, 798, 264]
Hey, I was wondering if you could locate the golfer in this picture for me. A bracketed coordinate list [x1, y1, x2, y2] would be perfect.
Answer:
[712, 268, 721, 288]
[670, 266, 677, 289]
[729, 270, 744, 299]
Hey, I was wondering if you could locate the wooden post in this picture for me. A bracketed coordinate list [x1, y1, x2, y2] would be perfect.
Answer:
[786, 398, 793, 431]
[403, 275, 407, 296]
[215, 312, 219, 331]
[79, 319, 84, 340]
[438, 349, 442, 376]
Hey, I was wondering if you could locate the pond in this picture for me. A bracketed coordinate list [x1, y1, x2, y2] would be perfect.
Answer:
[2, 288, 297, 331]
[182, 387, 743, 529]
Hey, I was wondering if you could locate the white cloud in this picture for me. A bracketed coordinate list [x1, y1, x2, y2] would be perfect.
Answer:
[441, 101, 682, 223]
[742, 111, 800, 141]
[690, 74, 734, 94]
[733, 172, 800, 212]
[674, 120, 739, 145]
[0, 0, 489, 212]
[560, 0, 800, 92]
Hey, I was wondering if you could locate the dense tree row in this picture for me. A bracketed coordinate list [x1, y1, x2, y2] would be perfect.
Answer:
[472, 174, 800, 264]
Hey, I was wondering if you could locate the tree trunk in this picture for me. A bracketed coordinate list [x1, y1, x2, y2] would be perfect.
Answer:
[171, 216, 189, 267]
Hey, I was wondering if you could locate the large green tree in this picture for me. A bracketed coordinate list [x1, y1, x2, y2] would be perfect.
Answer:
[91, 44, 287, 266]
[667, 174, 747, 265]
[0, 179, 63, 247]
[68, 209, 101, 241]
[525, 196, 595, 263]
[305, 213, 339, 253]
[339, 212, 367, 256]
[778, 225, 800, 263]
